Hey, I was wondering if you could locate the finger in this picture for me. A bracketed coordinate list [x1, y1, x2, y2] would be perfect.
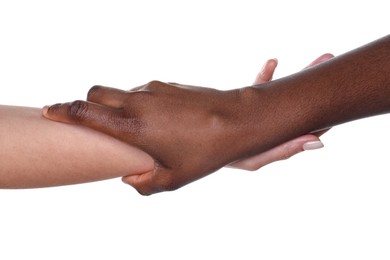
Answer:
[42, 100, 129, 139]
[228, 134, 323, 171]
[304, 53, 334, 69]
[122, 167, 175, 196]
[122, 171, 156, 196]
[253, 58, 278, 84]
[87, 85, 129, 108]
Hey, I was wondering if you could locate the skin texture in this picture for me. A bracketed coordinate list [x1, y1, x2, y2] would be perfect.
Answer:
[228, 54, 332, 170]
[44, 35, 390, 195]
[0, 105, 154, 188]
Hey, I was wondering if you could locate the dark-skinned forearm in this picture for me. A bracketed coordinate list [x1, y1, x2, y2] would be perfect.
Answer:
[243, 35, 390, 158]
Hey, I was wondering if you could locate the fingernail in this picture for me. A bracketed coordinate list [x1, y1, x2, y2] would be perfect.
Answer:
[303, 140, 324, 151]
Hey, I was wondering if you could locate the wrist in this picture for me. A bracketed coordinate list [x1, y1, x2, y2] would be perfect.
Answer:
[233, 81, 316, 159]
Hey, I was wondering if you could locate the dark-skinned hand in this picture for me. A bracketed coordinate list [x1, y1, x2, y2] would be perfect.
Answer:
[43, 54, 332, 195]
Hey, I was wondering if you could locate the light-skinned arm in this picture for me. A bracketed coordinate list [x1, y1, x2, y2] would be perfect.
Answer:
[0, 105, 154, 188]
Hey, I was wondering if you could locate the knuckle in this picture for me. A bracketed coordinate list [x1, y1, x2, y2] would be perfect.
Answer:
[145, 80, 165, 91]
[69, 100, 89, 121]
[87, 85, 103, 99]
[148, 80, 163, 86]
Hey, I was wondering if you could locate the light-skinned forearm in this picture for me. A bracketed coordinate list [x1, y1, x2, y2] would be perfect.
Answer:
[0, 105, 154, 188]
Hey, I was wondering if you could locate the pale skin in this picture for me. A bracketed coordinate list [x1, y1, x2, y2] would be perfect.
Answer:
[44, 35, 390, 195]
[0, 55, 328, 189]
[0, 105, 154, 188]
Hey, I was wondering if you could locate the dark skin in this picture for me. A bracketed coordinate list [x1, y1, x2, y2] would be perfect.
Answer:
[44, 35, 390, 195]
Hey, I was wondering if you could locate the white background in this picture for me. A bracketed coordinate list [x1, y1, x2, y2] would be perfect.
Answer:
[0, 1, 389, 259]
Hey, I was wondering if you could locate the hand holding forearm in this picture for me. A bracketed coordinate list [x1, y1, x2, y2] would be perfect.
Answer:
[43, 35, 390, 195]
[43, 82, 252, 194]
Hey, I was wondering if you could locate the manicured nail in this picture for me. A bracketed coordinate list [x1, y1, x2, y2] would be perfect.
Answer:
[303, 140, 324, 151]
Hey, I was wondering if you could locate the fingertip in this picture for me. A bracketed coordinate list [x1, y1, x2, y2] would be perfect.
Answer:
[265, 58, 278, 72]
[317, 53, 335, 62]
[121, 175, 131, 184]
[42, 100, 95, 125]
[302, 140, 324, 151]
[306, 53, 335, 68]
[121, 176, 152, 196]
[262, 58, 278, 71]
[254, 58, 279, 84]
[122, 173, 141, 186]
[42, 105, 49, 117]
[285, 134, 322, 153]
[42, 103, 62, 119]
[322, 53, 334, 59]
